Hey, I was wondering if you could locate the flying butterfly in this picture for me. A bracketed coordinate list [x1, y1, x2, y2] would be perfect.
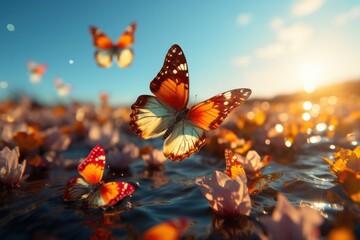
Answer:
[27, 61, 47, 84]
[130, 44, 252, 161]
[63, 145, 135, 209]
[54, 78, 72, 97]
[90, 22, 136, 68]
[224, 148, 282, 194]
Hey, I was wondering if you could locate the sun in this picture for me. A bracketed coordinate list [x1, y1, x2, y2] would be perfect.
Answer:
[299, 62, 324, 93]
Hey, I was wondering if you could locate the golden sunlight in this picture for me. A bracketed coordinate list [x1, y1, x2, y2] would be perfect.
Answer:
[299, 62, 324, 93]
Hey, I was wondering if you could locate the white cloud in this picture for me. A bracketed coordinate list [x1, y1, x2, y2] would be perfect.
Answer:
[269, 17, 284, 31]
[233, 56, 251, 67]
[276, 23, 313, 50]
[255, 43, 286, 59]
[292, 0, 325, 17]
[334, 5, 360, 26]
[237, 13, 252, 26]
[255, 23, 313, 59]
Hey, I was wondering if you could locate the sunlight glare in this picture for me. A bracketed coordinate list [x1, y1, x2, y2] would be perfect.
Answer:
[299, 62, 324, 93]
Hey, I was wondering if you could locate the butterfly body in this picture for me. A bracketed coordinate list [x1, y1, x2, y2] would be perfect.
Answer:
[130, 44, 252, 161]
[89, 22, 136, 68]
[163, 108, 189, 140]
[64, 145, 135, 209]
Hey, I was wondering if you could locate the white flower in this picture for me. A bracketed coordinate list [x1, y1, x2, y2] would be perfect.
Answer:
[106, 142, 140, 169]
[259, 193, 323, 240]
[235, 150, 270, 176]
[42, 127, 71, 151]
[87, 122, 120, 148]
[140, 146, 167, 168]
[0, 146, 27, 187]
[196, 171, 251, 218]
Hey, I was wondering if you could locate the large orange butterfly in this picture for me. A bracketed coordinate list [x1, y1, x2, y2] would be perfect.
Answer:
[27, 61, 47, 83]
[130, 44, 252, 161]
[63, 145, 135, 209]
[89, 22, 136, 68]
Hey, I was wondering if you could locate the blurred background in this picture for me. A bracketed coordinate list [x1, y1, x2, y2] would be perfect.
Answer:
[0, 0, 359, 105]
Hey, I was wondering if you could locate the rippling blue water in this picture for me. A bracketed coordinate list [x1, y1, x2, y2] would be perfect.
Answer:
[1, 138, 359, 239]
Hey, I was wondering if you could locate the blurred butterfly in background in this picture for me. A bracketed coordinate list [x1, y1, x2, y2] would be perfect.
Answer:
[224, 148, 282, 194]
[27, 61, 47, 84]
[130, 44, 252, 161]
[63, 145, 135, 209]
[54, 77, 72, 97]
[90, 22, 136, 68]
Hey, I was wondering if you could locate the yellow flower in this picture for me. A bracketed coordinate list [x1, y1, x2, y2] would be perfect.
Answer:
[322, 146, 360, 203]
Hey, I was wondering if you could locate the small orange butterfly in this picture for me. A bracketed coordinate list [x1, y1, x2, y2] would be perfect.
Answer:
[224, 148, 282, 194]
[224, 148, 246, 179]
[63, 145, 135, 209]
[130, 44, 252, 161]
[90, 22, 136, 68]
[54, 77, 72, 97]
[27, 61, 47, 83]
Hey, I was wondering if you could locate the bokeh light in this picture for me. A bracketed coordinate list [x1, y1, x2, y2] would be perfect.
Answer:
[6, 24, 15, 31]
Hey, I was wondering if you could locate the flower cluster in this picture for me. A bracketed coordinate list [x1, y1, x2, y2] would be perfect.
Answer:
[322, 146, 360, 203]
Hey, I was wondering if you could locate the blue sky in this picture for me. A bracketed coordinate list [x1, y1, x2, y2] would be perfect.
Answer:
[0, 0, 359, 105]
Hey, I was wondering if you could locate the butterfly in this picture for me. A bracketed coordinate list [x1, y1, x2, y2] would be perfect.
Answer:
[224, 148, 246, 180]
[27, 61, 47, 83]
[130, 44, 252, 161]
[224, 148, 282, 194]
[54, 78, 72, 97]
[63, 145, 135, 209]
[89, 22, 136, 68]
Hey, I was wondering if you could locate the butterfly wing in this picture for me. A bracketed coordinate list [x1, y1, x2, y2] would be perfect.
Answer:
[63, 177, 93, 201]
[90, 26, 114, 49]
[78, 145, 105, 185]
[87, 182, 135, 209]
[248, 173, 283, 194]
[163, 119, 206, 161]
[90, 26, 114, 68]
[130, 95, 177, 139]
[187, 88, 252, 131]
[116, 22, 136, 48]
[116, 48, 134, 68]
[94, 49, 114, 68]
[149, 44, 189, 110]
[224, 148, 247, 180]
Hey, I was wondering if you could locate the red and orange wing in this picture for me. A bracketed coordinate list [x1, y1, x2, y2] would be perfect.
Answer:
[78, 145, 105, 185]
[90, 26, 114, 49]
[224, 148, 246, 180]
[149, 44, 189, 110]
[87, 182, 135, 209]
[90, 26, 115, 68]
[116, 22, 136, 48]
[187, 88, 252, 131]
